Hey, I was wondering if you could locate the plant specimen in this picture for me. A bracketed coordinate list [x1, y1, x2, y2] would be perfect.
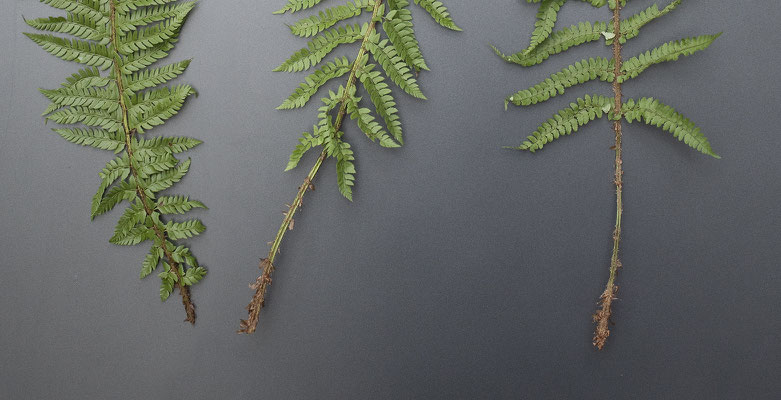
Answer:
[492, 0, 719, 349]
[239, 0, 460, 334]
[25, 0, 206, 323]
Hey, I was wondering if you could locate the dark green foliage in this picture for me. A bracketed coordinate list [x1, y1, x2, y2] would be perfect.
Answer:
[498, 0, 719, 157]
[277, 0, 459, 200]
[25, 0, 206, 321]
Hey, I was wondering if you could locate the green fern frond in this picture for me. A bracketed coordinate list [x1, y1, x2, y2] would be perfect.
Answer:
[289, 0, 373, 37]
[413, 0, 461, 31]
[242, 0, 460, 333]
[507, 34, 721, 107]
[274, 24, 363, 72]
[383, 4, 428, 71]
[275, 0, 325, 14]
[512, 94, 612, 152]
[499, 0, 722, 349]
[366, 34, 426, 99]
[523, 0, 567, 55]
[278, 57, 352, 109]
[506, 57, 613, 107]
[358, 64, 403, 143]
[26, 0, 206, 322]
[620, 33, 721, 82]
[494, 1, 681, 67]
[623, 97, 719, 158]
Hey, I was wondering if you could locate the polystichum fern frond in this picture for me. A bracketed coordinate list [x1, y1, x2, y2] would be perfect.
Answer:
[239, 0, 459, 334]
[25, 0, 206, 324]
[494, 0, 720, 349]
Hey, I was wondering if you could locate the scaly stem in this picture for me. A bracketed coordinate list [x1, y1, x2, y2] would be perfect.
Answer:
[239, 0, 386, 334]
[593, 1, 624, 350]
[109, 0, 196, 323]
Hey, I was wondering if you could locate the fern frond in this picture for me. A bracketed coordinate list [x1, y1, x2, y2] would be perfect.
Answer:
[289, 0, 373, 37]
[125, 59, 191, 94]
[116, 2, 196, 33]
[413, 0, 461, 31]
[332, 138, 356, 201]
[24, 33, 113, 69]
[358, 64, 403, 144]
[614, 0, 680, 44]
[523, 0, 567, 55]
[25, 15, 106, 42]
[513, 95, 612, 152]
[144, 158, 190, 193]
[53, 128, 126, 153]
[275, 24, 363, 72]
[383, 5, 428, 71]
[26, 0, 206, 322]
[366, 34, 426, 99]
[278, 57, 352, 109]
[623, 98, 719, 158]
[620, 34, 721, 82]
[346, 92, 399, 148]
[275, 0, 325, 14]
[495, 2, 681, 67]
[39, 0, 108, 26]
[506, 57, 612, 107]
[164, 219, 206, 240]
[156, 195, 206, 214]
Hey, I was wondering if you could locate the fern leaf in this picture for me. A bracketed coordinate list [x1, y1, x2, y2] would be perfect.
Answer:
[125, 59, 192, 94]
[156, 195, 206, 214]
[279, 57, 352, 109]
[53, 128, 125, 153]
[275, 0, 325, 14]
[366, 35, 426, 99]
[164, 219, 206, 240]
[133, 136, 202, 156]
[623, 98, 719, 158]
[524, 0, 567, 55]
[286, 128, 327, 171]
[506, 57, 612, 107]
[110, 225, 154, 246]
[111, 201, 147, 244]
[620, 34, 721, 82]
[140, 245, 161, 278]
[275, 24, 363, 72]
[495, 2, 680, 67]
[383, 5, 428, 71]
[24, 33, 113, 69]
[513, 95, 613, 152]
[358, 64, 403, 144]
[93, 181, 139, 217]
[413, 0, 461, 31]
[24, 15, 106, 42]
[120, 38, 178, 74]
[116, 2, 196, 33]
[346, 93, 399, 148]
[289, 0, 373, 37]
[46, 106, 122, 131]
[39, 0, 107, 26]
[128, 85, 196, 133]
[615, 0, 681, 44]
[144, 158, 191, 193]
[118, 10, 191, 53]
[40, 85, 119, 113]
[333, 139, 356, 201]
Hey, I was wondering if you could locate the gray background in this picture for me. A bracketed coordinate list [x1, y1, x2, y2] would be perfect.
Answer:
[1, 0, 779, 398]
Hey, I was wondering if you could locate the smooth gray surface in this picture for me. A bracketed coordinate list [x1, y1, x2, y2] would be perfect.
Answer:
[1, 0, 779, 398]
